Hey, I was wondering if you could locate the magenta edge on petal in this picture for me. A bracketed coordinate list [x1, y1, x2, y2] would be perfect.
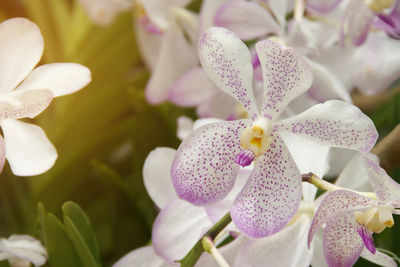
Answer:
[357, 226, 376, 254]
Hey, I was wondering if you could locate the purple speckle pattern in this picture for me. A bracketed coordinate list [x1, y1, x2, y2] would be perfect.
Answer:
[308, 190, 375, 247]
[198, 27, 257, 117]
[234, 150, 255, 167]
[231, 133, 302, 238]
[363, 156, 400, 206]
[357, 224, 376, 254]
[171, 119, 251, 206]
[277, 100, 378, 153]
[324, 212, 365, 267]
[255, 40, 313, 121]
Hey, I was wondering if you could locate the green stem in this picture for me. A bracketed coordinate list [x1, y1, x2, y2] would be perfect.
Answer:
[179, 212, 232, 267]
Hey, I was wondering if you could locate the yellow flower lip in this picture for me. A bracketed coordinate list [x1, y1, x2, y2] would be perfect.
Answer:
[355, 205, 395, 233]
[240, 117, 273, 157]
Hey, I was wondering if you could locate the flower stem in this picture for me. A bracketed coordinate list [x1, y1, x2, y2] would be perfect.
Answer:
[302, 173, 376, 199]
[178, 212, 232, 267]
[202, 237, 230, 267]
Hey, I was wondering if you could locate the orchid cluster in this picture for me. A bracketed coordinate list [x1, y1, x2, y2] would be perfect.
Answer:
[0, 0, 400, 267]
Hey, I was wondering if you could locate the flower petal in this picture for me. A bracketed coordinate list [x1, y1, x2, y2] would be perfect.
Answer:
[198, 27, 258, 117]
[171, 120, 250, 206]
[196, 91, 238, 119]
[276, 100, 378, 153]
[308, 190, 376, 247]
[143, 147, 178, 209]
[307, 0, 341, 12]
[356, 224, 375, 254]
[214, 0, 279, 41]
[169, 67, 217, 107]
[152, 199, 212, 263]
[255, 40, 313, 121]
[2, 120, 57, 176]
[145, 21, 198, 104]
[360, 248, 397, 267]
[113, 246, 172, 267]
[233, 214, 312, 267]
[0, 18, 43, 93]
[231, 133, 302, 238]
[16, 63, 91, 97]
[0, 235, 47, 266]
[268, 0, 292, 29]
[80, 0, 132, 26]
[323, 212, 364, 267]
[0, 89, 52, 120]
[363, 156, 400, 205]
[0, 136, 5, 174]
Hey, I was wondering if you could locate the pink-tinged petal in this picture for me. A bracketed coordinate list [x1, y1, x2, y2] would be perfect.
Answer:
[2, 120, 57, 176]
[143, 147, 177, 209]
[214, 1, 279, 41]
[363, 156, 400, 205]
[113, 246, 172, 267]
[169, 67, 217, 107]
[233, 214, 313, 267]
[307, 0, 341, 12]
[256, 40, 313, 121]
[0, 89, 52, 120]
[0, 18, 43, 93]
[205, 168, 251, 225]
[196, 91, 238, 119]
[231, 133, 302, 238]
[268, 0, 293, 29]
[335, 153, 375, 192]
[276, 100, 378, 153]
[145, 22, 198, 104]
[0, 136, 5, 174]
[16, 63, 91, 97]
[0, 235, 47, 266]
[356, 225, 376, 254]
[198, 0, 230, 34]
[152, 199, 212, 263]
[361, 248, 397, 267]
[323, 212, 364, 267]
[171, 120, 250, 206]
[308, 190, 376, 247]
[198, 27, 258, 117]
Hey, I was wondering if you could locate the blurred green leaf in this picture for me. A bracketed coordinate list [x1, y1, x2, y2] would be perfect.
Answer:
[37, 203, 82, 267]
[62, 201, 102, 267]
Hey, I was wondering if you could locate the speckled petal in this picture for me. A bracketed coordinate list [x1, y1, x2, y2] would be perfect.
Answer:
[152, 199, 212, 263]
[323, 212, 364, 267]
[276, 100, 378, 153]
[308, 190, 376, 247]
[255, 40, 313, 121]
[214, 0, 279, 41]
[363, 156, 400, 206]
[198, 27, 258, 117]
[361, 248, 397, 267]
[231, 133, 302, 238]
[171, 120, 250, 206]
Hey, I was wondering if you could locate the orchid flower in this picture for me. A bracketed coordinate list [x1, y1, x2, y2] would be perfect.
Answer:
[0, 18, 91, 176]
[0, 235, 48, 267]
[308, 155, 400, 267]
[79, 0, 132, 26]
[171, 27, 378, 238]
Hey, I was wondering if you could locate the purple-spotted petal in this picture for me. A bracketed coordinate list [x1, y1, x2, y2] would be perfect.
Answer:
[152, 199, 212, 263]
[323, 212, 365, 267]
[214, 0, 279, 41]
[363, 156, 400, 206]
[276, 100, 378, 153]
[255, 40, 313, 121]
[308, 190, 376, 247]
[361, 248, 397, 267]
[198, 27, 258, 117]
[357, 224, 376, 254]
[169, 67, 217, 107]
[231, 133, 302, 238]
[233, 214, 312, 267]
[171, 120, 250, 206]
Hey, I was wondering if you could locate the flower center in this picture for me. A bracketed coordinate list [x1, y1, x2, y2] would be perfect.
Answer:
[365, 0, 394, 13]
[355, 205, 394, 233]
[235, 117, 272, 167]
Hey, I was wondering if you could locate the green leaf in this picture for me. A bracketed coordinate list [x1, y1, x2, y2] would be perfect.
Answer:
[37, 203, 82, 267]
[62, 201, 101, 267]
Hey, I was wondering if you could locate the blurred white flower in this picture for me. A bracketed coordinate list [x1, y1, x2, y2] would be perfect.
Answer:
[80, 0, 132, 26]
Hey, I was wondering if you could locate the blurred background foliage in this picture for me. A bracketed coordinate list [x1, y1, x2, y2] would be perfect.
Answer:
[0, 0, 399, 266]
